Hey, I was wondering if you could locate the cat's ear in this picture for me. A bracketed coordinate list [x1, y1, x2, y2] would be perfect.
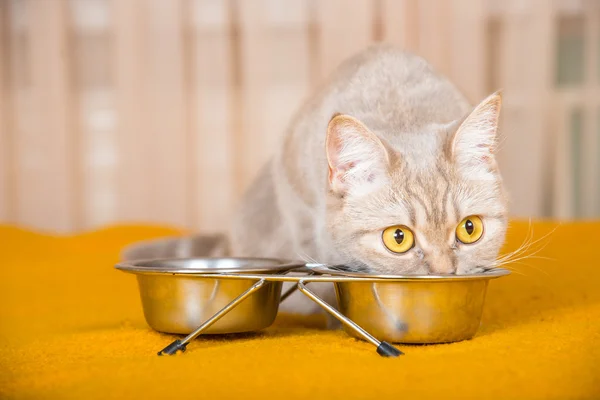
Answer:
[326, 114, 391, 196]
[449, 91, 502, 178]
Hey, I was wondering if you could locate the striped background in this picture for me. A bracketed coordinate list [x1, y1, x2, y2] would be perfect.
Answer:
[0, 0, 598, 233]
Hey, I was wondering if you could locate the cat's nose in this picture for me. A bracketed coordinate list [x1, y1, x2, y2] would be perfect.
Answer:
[425, 252, 456, 275]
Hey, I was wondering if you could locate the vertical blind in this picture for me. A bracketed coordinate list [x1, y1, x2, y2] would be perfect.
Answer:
[0, 0, 598, 233]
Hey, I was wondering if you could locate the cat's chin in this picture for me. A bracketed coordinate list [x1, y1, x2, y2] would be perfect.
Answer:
[335, 262, 371, 273]
[361, 264, 489, 276]
[356, 264, 432, 276]
[456, 266, 497, 275]
[324, 262, 491, 276]
[461, 267, 485, 275]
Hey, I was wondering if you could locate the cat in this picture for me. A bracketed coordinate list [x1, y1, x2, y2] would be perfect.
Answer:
[122, 44, 508, 315]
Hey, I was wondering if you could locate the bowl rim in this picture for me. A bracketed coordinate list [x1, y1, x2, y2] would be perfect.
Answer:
[115, 257, 306, 275]
[308, 265, 511, 281]
[115, 257, 510, 282]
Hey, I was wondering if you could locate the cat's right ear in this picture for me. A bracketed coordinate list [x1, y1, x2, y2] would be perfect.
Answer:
[448, 91, 502, 179]
[326, 114, 391, 197]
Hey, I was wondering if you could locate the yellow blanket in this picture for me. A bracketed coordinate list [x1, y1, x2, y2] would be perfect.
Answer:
[1, 221, 599, 399]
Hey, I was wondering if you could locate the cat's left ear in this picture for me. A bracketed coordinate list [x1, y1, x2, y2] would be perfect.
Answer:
[448, 91, 502, 177]
[326, 114, 391, 197]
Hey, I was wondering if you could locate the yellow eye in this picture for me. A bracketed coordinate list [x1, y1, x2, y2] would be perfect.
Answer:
[382, 226, 415, 253]
[456, 216, 484, 244]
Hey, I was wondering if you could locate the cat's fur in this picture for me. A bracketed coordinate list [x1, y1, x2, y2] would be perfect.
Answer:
[123, 45, 508, 314]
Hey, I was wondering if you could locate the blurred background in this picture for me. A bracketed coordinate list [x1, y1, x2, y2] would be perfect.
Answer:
[0, 0, 598, 234]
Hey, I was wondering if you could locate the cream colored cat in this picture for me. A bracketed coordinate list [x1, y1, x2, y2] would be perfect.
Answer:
[123, 45, 508, 314]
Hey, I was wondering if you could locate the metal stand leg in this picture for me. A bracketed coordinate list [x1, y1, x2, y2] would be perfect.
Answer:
[297, 280, 403, 357]
[279, 271, 315, 304]
[157, 279, 267, 355]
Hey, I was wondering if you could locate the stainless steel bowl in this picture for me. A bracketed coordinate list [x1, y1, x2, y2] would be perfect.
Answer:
[115, 258, 304, 334]
[310, 266, 510, 344]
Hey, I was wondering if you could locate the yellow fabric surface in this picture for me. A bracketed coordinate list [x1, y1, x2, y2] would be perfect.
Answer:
[1, 221, 599, 399]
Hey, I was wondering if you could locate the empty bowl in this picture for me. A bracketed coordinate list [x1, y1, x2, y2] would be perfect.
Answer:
[115, 258, 303, 334]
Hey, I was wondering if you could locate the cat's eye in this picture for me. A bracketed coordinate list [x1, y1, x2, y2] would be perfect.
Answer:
[382, 226, 415, 254]
[456, 216, 484, 244]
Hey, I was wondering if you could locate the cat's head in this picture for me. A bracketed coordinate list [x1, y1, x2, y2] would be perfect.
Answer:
[325, 92, 508, 275]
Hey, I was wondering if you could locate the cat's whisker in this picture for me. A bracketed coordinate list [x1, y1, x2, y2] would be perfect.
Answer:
[495, 223, 558, 269]
[497, 220, 540, 260]
[495, 260, 549, 276]
[517, 255, 555, 261]
[494, 266, 528, 276]
[513, 262, 550, 276]
[499, 246, 552, 267]
[495, 133, 509, 153]
[502, 253, 555, 264]
[295, 251, 322, 267]
[490, 248, 555, 275]
[495, 223, 534, 263]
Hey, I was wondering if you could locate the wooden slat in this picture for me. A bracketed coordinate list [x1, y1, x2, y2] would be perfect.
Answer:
[529, 0, 556, 218]
[236, 0, 268, 196]
[3, 0, 600, 232]
[0, 1, 12, 223]
[316, 0, 373, 83]
[263, 0, 310, 169]
[17, 0, 76, 232]
[551, 95, 575, 219]
[417, 0, 451, 77]
[530, 1, 557, 219]
[190, 0, 235, 232]
[236, 0, 311, 197]
[143, 0, 190, 227]
[79, 89, 118, 229]
[71, 0, 117, 229]
[4, 0, 27, 226]
[495, 1, 555, 218]
[383, 0, 486, 103]
[113, 0, 148, 223]
[381, 0, 419, 52]
[449, 0, 487, 103]
[113, 0, 190, 228]
[582, 5, 600, 217]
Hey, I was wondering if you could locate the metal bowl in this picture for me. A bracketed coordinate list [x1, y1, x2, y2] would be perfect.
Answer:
[115, 258, 303, 334]
[310, 266, 510, 344]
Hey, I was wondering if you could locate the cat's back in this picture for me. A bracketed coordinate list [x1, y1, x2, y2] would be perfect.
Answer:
[322, 45, 471, 133]
[273, 46, 473, 213]
[280, 46, 471, 183]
